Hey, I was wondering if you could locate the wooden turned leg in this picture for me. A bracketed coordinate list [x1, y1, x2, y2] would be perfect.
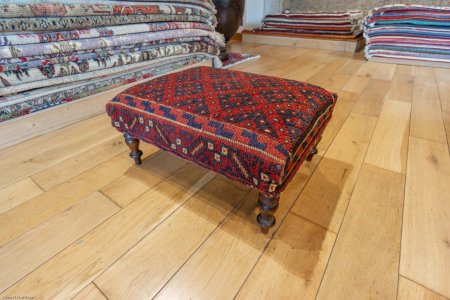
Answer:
[124, 132, 143, 165]
[306, 136, 322, 162]
[257, 193, 280, 234]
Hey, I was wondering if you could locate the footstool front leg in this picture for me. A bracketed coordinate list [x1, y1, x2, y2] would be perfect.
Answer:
[124, 132, 143, 165]
[257, 193, 280, 234]
[306, 136, 322, 162]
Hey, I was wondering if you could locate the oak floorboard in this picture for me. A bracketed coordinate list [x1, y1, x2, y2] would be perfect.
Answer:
[401, 137, 450, 298]
[365, 100, 411, 174]
[235, 213, 336, 300]
[386, 67, 414, 103]
[437, 81, 450, 150]
[291, 113, 377, 232]
[410, 85, 447, 144]
[318, 91, 359, 151]
[0, 114, 113, 188]
[0, 178, 43, 215]
[316, 164, 404, 300]
[1, 164, 215, 299]
[31, 134, 128, 191]
[95, 178, 249, 299]
[0, 147, 157, 247]
[154, 152, 323, 300]
[341, 73, 371, 95]
[0, 192, 119, 292]
[414, 66, 438, 88]
[100, 151, 186, 207]
[73, 284, 107, 300]
[398, 277, 450, 300]
[306, 58, 351, 91]
[352, 79, 391, 117]
[371, 62, 396, 81]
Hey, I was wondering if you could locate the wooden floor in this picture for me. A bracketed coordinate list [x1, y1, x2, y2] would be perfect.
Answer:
[1, 42, 449, 300]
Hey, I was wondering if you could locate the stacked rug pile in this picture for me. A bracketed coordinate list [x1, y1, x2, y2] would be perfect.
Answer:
[364, 4, 450, 65]
[250, 11, 364, 39]
[0, 0, 224, 122]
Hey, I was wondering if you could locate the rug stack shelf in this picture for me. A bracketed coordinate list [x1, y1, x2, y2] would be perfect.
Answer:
[243, 11, 365, 53]
[0, 0, 224, 149]
[365, 4, 450, 68]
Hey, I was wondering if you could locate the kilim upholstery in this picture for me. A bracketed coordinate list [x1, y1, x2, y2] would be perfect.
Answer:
[107, 66, 337, 232]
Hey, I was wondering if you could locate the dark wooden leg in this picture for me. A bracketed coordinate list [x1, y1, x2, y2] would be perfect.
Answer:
[306, 136, 322, 162]
[124, 132, 143, 165]
[257, 193, 280, 234]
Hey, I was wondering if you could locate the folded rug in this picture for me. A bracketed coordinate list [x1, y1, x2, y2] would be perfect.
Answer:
[253, 10, 364, 39]
[364, 4, 450, 64]
[0, 0, 224, 123]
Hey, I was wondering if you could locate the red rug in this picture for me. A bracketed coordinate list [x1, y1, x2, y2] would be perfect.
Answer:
[222, 52, 260, 68]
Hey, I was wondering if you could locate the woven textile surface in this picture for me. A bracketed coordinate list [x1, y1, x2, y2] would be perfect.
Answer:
[0, 0, 224, 122]
[107, 66, 337, 195]
[221, 53, 260, 69]
[364, 4, 450, 63]
[250, 11, 364, 40]
[0, 54, 214, 122]
[284, 0, 450, 12]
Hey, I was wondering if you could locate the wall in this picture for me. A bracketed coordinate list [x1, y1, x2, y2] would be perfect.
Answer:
[283, 0, 450, 12]
[243, 0, 283, 28]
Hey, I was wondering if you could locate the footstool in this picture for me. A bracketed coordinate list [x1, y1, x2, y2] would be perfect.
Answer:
[107, 66, 337, 233]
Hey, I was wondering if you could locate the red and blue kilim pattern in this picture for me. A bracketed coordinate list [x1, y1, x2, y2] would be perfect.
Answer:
[106, 66, 337, 195]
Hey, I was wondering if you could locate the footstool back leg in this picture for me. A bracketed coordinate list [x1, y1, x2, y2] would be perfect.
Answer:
[124, 132, 143, 165]
[257, 193, 280, 234]
[306, 136, 322, 162]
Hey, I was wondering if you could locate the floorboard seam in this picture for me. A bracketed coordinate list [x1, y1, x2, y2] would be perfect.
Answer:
[152, 188, 250, 299]
[232, 154, 325, 300]
[314, 105, 382, 299]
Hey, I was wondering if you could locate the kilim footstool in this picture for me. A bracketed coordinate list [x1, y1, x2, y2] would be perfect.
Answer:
[106, 66, 337, 233]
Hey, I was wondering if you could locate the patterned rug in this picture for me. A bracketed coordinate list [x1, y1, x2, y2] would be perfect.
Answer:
[222, 52, 260, 68]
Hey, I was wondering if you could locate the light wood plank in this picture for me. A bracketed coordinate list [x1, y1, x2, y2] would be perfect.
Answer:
[371, 63, 396, 81]
[95, 178, 248, 299]
[0, 178, 43, 215]
[282, 56, 335, 83]
[0, 114, 115, 188]
[0, 148, 157, 247]
[342, 74, 371, 95]
[354, 61, 381, 78]
[306, 58, 351, 91]
[73, 284, 107, 300]
[352, 79, 391, 117]
[319, 91, 359, 151]
[317, 164, 404, 300]
[401, 137, 450, 298]
[414, 66, 438, 88]
[386, 67, 414, 103]
[398, 277, 450, 300]
[411, 85, 447, 144]
[236, 213, 336, 300]
[438, 81, 450, 149]
[1, 164, 215, 299]
[396, 65, 415, 77]
[336, 59, 365, 76]
[31, 135, 128, 190]
[100, 151, 186, 207]
[439, 81, 450, 113]
[292, 113, 378, 232]
[0, 192, 119, 292]
[435, 68, 450, 82]
[154, 152, 323, 300]
[365, 100, 411, 174]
